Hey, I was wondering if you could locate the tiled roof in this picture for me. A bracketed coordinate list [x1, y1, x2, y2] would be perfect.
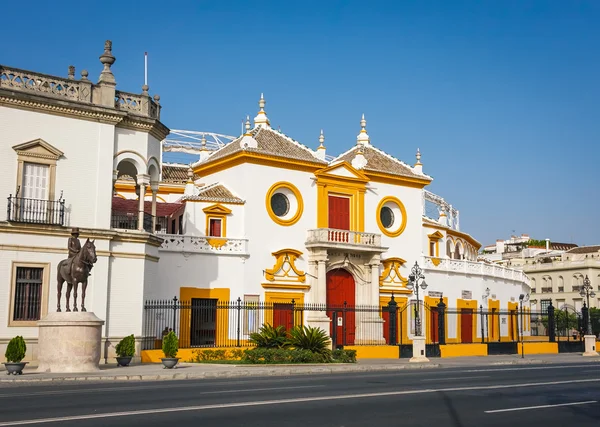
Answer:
[566, 245, 600, 254]
[201, 127, 326, 165]
[116, 164, 199, 184]
[550, 242, 578, 251]
[333, 144, 432, 180]
[111, 197, 183, 217]
[181, 182, 244, 204]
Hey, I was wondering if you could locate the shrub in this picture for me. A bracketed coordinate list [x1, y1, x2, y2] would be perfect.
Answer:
[162, 331, 178, 358]
[332, 349, 357, 363]
[115, 334, 136, 358]
[249, 323, 289, 349]
[5, 336, 26, 363]
[288, 325, 330, 355]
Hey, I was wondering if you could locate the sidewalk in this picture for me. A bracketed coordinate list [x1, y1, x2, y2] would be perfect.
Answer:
[1, 353, 598, 384]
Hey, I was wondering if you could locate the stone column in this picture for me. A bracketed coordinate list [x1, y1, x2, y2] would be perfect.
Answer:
[136, 174, 150, 231]
[306, 250, 331, 334]
[150, 181, 159, 233]
[317, 258, 327, 304]
[356, 255, 385, 345]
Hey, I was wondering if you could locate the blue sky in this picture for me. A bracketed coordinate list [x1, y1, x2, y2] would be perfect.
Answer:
[3, 0, 599, 247]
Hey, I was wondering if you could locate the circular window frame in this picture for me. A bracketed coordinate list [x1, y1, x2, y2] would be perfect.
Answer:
[266, 181, 304, 226]
[270, 193, 290, 217]
[376, 196, 407, 237]
[379, 206, 395, 229]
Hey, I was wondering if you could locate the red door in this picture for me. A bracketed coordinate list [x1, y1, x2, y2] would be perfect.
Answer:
[461, 309, 473, 343]
[273, 303, 293, 332]
[429, 308, 439, 343]
[328, 196, 350, 243]
[326, 270, 355, 345]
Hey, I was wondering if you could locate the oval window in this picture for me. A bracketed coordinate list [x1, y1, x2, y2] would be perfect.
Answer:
[270, 193, 290, 217]
[380, 206, 394, 229]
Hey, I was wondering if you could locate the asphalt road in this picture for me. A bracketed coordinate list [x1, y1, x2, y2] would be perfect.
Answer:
[0, 362, 599, 426]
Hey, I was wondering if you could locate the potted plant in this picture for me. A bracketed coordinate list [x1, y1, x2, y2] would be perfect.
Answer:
[115, 334, 135, 367]
[3, 336, 27, 375]
[161, 330, 179, 369]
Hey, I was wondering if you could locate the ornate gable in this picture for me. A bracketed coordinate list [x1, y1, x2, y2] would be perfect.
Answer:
[12, 138, 64, 161]
[379, 257, 411, 294]
[263, 249, 307, 288]
[314, 161, 370, 183]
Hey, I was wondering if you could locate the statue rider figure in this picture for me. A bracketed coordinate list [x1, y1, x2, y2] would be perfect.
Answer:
[68, 228, 92, 277]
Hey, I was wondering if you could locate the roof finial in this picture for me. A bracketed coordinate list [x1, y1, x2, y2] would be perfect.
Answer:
[244, 115, 252, 135]
[187, 167, 194, 183]
[416, 148, 422, 165]
[254, 93, 270, 128]
[414, 148, 423, 173]
[356, 113, 370, 145]
[319, 129, 325, 148]
[200, 134, 207, 151]
[98, 40, 116, 84]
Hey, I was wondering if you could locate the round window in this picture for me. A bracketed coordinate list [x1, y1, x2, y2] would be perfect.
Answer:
[270, 193, 290, 217]
[380, 206, 394, 229]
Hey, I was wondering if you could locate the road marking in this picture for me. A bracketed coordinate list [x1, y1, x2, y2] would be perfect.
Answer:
[462, 364, 598, 373]
[0, 384, 323, 399]
[421, 376, 489, 381]
[1, 377, 600, 426]
[485, 400, 597, 413]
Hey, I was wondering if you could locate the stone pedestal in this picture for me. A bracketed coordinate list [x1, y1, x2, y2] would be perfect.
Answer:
[583, 335, 599, 357]
[410, 336, 430, 363]
[37, 312, 105, 373]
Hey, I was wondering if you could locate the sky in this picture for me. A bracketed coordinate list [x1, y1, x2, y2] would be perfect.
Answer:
[2, 0, 599, 247]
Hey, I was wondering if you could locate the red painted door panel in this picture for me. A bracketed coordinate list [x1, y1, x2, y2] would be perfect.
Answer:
[326, 270, 355, 345]
[461, 309, 473, 343]
[430, 308, 439, 343]
[273, 303, 293, 332]
[328, 196, 350, 230]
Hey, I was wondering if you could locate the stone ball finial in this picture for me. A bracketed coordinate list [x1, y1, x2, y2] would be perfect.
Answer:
[81, 70, 89, 80]
[68, 65, 75, 80]
[142, 84, 149, 95]
[187, 167, 194, 179]
[153, 94, 160, 103]
[105, 40, 113, 52]
[99, 39, 116, 70]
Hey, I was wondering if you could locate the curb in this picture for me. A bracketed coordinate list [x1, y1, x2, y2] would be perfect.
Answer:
[0, 363, 441, 383]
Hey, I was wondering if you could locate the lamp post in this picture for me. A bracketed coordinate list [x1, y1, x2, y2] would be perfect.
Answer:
[519, 293, 529, 359]
[580, 275, 596, 336]
[406, 261, 428, 337]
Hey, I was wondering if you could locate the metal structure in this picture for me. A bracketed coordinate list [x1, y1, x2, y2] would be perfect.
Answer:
[423, 190, 460, 231]
[162, 129, 237, 154]
[406, 261, 428, 336]
[580, 275, 596, 335]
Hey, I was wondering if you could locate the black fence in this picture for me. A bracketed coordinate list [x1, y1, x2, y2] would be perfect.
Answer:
[7, 194, 65, 226]
[111, 212, 153, 232]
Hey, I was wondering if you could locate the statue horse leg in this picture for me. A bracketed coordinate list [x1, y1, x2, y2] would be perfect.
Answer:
[72, 282, 79, 312]
[57, 270, 65, 312]
[66, 282, 73, 312]
[81, 278, 87, 312]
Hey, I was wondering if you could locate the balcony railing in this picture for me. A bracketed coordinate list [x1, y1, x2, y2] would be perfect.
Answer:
[159, 234, 249, 255]
[306, 228, 383, 250]
[422, 256, 530, 285]
[111, 212, 153, 233]
[7, 195, 65, 226]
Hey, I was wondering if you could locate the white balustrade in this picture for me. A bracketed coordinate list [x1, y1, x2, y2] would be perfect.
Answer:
[306, 228, 382, 248]
[422, 255, 530, 285]
[159, 234, 248, 255]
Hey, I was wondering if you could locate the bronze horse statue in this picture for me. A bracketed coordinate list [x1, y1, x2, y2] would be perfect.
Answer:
[56, 238, 98, 312]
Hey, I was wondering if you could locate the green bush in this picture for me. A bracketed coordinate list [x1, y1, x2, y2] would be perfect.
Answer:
[288, 325, 330, 355]
[240, 348, 356, 364]
[332, 349, 357, 363]
[162, 331, 179, 358]
[115, 334, 136, 358]
[249, 323, 289, 348]
[5, 336, 26, 363]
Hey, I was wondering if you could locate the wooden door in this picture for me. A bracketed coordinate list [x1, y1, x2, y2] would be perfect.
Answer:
[273, 303, 294, 332]
[328, 195, 350, 230]
[461, 309, 473, 343]
[430, 308, 439, 343]
[326, 269, 356, 345]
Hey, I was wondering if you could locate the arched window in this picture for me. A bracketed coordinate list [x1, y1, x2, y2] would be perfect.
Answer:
[558, 276, 564, 292]
[446, 239, 453, 258]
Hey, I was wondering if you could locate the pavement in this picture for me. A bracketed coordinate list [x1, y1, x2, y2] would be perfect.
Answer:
[1, 353, 599, 383]
[0, 360, 599, 426]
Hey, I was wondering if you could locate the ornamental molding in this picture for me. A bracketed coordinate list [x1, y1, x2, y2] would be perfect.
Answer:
[379, 257, 408, 286]
[117, 116, 170, 141]
[264, 248, 306, 283]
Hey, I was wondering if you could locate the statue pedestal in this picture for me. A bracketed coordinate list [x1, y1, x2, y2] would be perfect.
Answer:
[583, 335, 599, 357]
[410, 336, 430, 363]
[37, 312, 105, 373]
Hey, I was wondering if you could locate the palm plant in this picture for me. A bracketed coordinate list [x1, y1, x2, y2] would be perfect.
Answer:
[249, 323, 289, 348]
[288, 325, 330, 355]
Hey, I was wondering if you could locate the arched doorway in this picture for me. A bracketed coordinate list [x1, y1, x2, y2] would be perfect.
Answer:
[326, 269, 356, 345]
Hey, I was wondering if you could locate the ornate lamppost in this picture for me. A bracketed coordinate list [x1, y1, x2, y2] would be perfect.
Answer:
[580, 275, 596, 336]
[406, 261, 428, 337]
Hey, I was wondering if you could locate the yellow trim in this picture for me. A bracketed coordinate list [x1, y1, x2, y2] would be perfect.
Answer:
[264, 291, 305, 328]
[380, 295, 409, 344]
[423, 222, 482, 251]
[261, 283, 311, 290]
[203, 204, 231, 245]
[315, 162, 367, 232]
[376, 196, 407, 237]
[362, 171, 431, 188]
[265, 182, 304, 226]
[517, 342, 558, 354]
[379, 257, 408, 286]
[179, 287, 231, 347]
[456, 298, 478, 344]
[440, 344, 487, 357]
[344, 346, 398, 359]
[8, 261, 50, 327]
[424, 295, 449, 344]
[114, 181, 186, 195]
[264, 249, 306, 283]
[508, 301, 519, 342]
[488, 299, 500, 341]
[428, 231, 443, 257]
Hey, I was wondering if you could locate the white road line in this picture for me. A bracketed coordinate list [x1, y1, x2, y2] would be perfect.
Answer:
[462, 364, 598, 373]
[485, 400, 597, 413]
[1, 377, 599, 426]
[421, 376, 490, 381]
[0, 384, 323, 399]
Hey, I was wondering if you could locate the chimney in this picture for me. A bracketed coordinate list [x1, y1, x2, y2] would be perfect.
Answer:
[545, 238, 550, 251]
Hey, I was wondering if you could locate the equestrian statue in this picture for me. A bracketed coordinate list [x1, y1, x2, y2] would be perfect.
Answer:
[56, 228, 98, 312]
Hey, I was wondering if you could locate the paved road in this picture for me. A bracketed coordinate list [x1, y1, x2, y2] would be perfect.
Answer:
[0, 362, 599, 426]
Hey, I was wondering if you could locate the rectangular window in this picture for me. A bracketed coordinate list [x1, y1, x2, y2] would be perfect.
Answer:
[209, 218, 222, 237]
[11, 265, 48, 325]
[429, 241, 436, 256]
[540, 299, 551, 313]
[244, 295, 260, 335]
[22, 162, 49, 200]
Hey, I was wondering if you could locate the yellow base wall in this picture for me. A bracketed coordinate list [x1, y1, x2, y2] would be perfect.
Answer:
[345, 346, 398, 359]
[518, 342, 558, 354]
[440, 344, 488, 358]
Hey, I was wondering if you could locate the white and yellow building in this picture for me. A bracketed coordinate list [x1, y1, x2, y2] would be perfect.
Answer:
[0, 41, 531, 362]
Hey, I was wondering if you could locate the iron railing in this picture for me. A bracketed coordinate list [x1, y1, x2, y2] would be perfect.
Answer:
[111, 212, 153, 232]
[7, 194, 65, 226]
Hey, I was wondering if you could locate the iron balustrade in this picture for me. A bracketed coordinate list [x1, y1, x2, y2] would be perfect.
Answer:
[111, 212, 153, 232]
[7, 195, 65, 226]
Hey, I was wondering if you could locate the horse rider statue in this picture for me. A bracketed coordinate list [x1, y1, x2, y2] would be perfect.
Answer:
[68, 228, 92, 277]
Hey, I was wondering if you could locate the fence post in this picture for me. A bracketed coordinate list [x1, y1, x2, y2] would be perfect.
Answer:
[388, 294, 398, 345]
[331, 310, 338, 351]
[480, 304, 485, 344]
[236, 297, 242, 347]
[437, 297, 446, 345]
[7, 195, 11, 221]
[171, 296, 178, 333]
[582, 303, 589, 339]
[342, 301, 347, 346]
[548, 301, 556, 342]
[290, 299, 296, 329]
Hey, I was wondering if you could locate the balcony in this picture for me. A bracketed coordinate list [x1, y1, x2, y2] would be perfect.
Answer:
[159, 234, 249, 255]
[111, 212, 153, 233]
[422, 256, 530, 285]
[305, 228, 385, 253]
[7, 195, 65, 226]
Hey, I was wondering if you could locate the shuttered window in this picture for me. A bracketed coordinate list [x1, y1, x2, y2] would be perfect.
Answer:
[13, 267, 43, 321]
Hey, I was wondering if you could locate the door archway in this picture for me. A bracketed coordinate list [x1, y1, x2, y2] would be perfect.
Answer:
[326, 269, 356, 345]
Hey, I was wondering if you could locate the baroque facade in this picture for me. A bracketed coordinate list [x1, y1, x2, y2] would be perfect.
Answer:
[0, 41, 531, 362]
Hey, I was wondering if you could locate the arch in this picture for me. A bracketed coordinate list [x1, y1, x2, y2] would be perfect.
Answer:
[113, 150, 147, 181]
[558, 276, 564, 292]
[454, 240, 464, 259]
[446, 238, 454, 258]
[326, 269, 356, 345]
[147, 156, 161, 183]
[530, 278, 536, 293]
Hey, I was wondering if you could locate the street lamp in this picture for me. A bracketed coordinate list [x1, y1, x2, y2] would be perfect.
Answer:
[580, 275, 596, 336]
[406, 261, 428, 336]
[519, 293, 529, 359]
